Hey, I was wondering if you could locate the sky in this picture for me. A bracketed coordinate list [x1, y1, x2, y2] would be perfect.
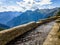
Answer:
[0, 0, 60, 12]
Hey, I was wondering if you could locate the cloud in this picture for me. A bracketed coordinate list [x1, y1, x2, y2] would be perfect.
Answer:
[0, 6, 25, 12]
[16, 0, 52, 10]
[39, 0, 52, 5]
[0, 0, 53, 12]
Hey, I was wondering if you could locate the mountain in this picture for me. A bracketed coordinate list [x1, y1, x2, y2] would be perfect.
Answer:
[0, 11, 22, 24]
[0, 8, 59, 28]
[0, 23, 10, 29]
[44, 8, 58, 18]
[7, 10, 44, 27]
[6, 8, 59, 27]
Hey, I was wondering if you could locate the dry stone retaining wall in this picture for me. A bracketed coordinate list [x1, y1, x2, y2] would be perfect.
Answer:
[0, 16, 59, 45]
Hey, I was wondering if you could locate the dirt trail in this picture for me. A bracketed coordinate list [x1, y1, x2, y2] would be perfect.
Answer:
[6, 21, 55, 45]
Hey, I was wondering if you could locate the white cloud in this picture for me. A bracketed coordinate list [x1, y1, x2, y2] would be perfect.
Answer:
[0, 0, 53, 12]
[16, 0, 52, 11]
[0, 5, 25, 12]
[39, 0, 52, 5]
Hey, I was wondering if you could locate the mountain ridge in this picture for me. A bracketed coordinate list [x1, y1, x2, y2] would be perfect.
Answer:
[7, 8, 59, 27]
[0, 8, 59, 28]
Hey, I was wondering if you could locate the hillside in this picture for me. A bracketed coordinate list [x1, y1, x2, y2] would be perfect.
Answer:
[7, 8, 58, 27]
[0, 8, 59, 28]
[0, 23, 10, 29]
[0, 12, 22, 24]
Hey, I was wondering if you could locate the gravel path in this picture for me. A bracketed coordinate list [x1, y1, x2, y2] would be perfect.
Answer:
[6, 22, 55, 45]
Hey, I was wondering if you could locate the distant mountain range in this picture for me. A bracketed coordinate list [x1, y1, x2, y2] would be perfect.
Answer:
[0, 8, 59, 28]
[0, 12, 22, 24]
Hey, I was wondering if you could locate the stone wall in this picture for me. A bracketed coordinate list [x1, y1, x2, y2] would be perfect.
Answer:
[36, 16, 59, 26]
[0, 16, 59, 45]
[0, 22, 37, 45]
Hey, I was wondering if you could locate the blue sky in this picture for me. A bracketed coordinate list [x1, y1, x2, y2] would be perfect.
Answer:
[0, 0, 60, 12]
